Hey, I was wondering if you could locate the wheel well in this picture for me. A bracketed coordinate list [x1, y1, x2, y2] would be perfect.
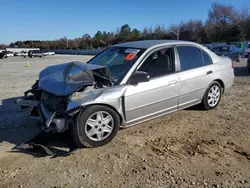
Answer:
[214, 79, 225, 94]
[81, 103, 124, 125]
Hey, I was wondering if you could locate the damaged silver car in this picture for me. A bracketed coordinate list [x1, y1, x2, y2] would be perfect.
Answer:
[17, 40, 234, 147]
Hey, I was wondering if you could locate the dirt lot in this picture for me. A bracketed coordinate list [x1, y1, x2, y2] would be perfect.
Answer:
[0, 55, 250, 188]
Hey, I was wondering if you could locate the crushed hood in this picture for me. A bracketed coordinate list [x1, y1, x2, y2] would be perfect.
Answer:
[38, 61, 111, 96]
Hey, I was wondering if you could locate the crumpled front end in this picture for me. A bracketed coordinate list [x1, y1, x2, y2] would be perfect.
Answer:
[16, 61, 114, 133]
[16, 81, 70, 132]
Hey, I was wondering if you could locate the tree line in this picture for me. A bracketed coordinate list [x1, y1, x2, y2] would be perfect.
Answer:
[6, 3, 250, 50]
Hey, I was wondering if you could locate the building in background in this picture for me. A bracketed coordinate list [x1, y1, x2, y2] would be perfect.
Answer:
[5, 48, 40, 52]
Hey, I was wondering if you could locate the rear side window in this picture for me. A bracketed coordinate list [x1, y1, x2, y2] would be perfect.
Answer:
[177, 46, 203, 71]
[202, 50, 212, 66]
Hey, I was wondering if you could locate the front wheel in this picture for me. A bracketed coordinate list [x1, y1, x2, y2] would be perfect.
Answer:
[71, 105, 120, 148]
[201, 81, 222, 110]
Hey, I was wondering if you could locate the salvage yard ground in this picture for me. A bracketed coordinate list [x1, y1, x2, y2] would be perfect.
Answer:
[0, 55, 250, 188]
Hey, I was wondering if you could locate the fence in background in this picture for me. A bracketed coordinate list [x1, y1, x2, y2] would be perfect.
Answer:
[47, 49, 104, 56]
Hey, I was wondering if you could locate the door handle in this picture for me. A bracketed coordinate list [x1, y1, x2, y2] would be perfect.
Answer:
[207, 70, 213, 75]
[168, 80, 177, 86]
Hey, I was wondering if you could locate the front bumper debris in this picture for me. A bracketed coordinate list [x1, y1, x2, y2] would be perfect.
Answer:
[16, 98, 67, 133]
[40, 102, 66, 132]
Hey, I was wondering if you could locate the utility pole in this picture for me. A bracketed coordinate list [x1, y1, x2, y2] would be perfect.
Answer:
[170, 27, 180, 40]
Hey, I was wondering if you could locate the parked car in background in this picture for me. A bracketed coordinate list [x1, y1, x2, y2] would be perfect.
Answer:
[28, 50, 45, 58]
[202, 44, 213, 50]
[16, 40, 235, 148]
[22, 51, 28, 57]
[211, 45, 241, 62]
[0, 51, 7, 59]
[6, 51, 14, 57]
[243, 42, 250, 58]
[247, 55, 250, 72]
[14, 52, 21, 56]
[14, 51, 28, 57]
[229, 41, 246, 57]
[43, 51, 55, 56]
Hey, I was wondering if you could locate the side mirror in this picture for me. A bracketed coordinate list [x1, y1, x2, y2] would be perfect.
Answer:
[129, 71, 150, 85]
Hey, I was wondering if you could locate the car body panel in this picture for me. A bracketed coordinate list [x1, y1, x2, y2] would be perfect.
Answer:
[124, 74, 180, 125]
[67, 85, 127, 126]
[177, 65, 214, 108]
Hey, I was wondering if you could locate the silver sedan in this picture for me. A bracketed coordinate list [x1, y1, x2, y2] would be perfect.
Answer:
[17, 40, 235, 148]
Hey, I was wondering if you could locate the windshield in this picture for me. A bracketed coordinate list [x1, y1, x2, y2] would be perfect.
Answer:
[88, 47, 145, 84]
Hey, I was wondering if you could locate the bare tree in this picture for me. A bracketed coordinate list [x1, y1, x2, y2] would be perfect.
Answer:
[168, 24, 180, 40]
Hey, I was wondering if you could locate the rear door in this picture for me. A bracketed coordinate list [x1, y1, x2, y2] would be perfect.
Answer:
[176, 45, 215, 109]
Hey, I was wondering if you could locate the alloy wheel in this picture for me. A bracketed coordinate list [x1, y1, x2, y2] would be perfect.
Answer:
[207, 85, 221, 107]
[85, 111, 114, 141]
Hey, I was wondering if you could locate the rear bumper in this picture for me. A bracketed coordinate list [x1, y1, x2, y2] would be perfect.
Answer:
[16, 98, 67, 132]
[224, 74, 235, 93]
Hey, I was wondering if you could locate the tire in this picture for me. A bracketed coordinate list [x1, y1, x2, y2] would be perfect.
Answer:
[71, 105, 120, 148]
[201, 81, 222, 110]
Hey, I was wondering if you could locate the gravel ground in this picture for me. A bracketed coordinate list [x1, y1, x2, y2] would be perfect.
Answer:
[0, 55, 250, 188]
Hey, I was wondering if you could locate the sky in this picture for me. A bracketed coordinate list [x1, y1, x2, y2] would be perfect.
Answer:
[0, 0, 248, 44]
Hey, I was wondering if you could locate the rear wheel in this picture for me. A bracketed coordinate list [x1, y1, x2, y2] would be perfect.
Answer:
[201, 81, 222, 110]
[71, 105, 120, 148]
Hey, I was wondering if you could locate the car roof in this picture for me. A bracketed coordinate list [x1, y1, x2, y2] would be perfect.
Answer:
[114, 40, 196, 49]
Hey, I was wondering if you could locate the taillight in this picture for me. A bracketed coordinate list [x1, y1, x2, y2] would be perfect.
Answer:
[232, 60, 234, 68]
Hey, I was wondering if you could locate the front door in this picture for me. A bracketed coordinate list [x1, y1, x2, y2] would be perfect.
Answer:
[124, 47, 180, 126]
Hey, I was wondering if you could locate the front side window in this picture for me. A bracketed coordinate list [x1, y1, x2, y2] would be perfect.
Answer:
[177, 46, 203, 71]
[88, 47, 145, 84]
[138, 47, 175, 78]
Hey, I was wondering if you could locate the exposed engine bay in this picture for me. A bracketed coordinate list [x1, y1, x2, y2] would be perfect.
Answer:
[16, 61, 115, 133]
